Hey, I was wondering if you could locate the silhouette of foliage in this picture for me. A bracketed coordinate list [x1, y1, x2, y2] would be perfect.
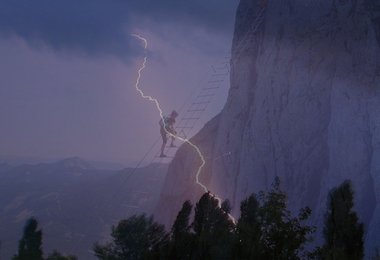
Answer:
[169, 200, 193, 259]
[93, 178, 368, 260]
[236, 194, 263, 259]
[94, 214, 169, 260]
[13, 218, 77, 260]
[321, 180, 364, 260]
[258, 177, 314, 259]
[236, 177, 315, 260]
[192, 192, 235, 260]
[13, 217, 43, 260]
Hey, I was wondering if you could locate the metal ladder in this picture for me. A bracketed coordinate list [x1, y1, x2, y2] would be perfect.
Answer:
[157, 56, 231, 159]
[175, 57, 230, 140]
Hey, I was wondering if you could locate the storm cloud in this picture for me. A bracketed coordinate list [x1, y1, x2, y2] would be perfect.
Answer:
[0, 0, 237, 61]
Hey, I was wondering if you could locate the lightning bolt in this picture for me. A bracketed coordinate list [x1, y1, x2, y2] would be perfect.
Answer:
[131, 34, 235, 223]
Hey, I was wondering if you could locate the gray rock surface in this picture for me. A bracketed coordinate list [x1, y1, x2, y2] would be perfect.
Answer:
[155, 0, 380, 256]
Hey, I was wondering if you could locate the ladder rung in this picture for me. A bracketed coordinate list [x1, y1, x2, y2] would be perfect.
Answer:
[197, 94, 214, 98]
[208, 80, 224, 83]
[203, 86, 220, 90]
[212, 73, 228, 77]
[192, 101, 210, 105]
[182, 118, 200, 120]
[187, 109, 205, 112]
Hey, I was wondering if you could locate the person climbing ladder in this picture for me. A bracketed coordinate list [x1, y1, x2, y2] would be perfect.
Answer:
[159, 110, 179, 157]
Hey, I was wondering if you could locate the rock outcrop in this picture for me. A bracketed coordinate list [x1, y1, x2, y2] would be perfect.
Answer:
[155, 0, 380, 256]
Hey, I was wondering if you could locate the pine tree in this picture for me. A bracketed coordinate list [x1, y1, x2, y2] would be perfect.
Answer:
[94, 214, 169, 260]
[94, 178, 317, 260]
[322, 180, 364, 260]
[13, 217, 43, 260]
[172, 200, 192, 241]
[236, 194, 263, 259]
[169, 200, 193, 259]
[192, 192, 234, 260]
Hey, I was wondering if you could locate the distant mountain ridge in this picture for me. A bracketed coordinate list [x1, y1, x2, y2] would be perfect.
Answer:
[0, 156, 128, 170]
[0, 158, 167, 259]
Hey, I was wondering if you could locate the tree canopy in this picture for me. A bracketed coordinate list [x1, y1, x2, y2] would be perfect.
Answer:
[95, 177, 322, 260]
[321, 180, 364, 260]
[13, 217, 43, 260]
[94, 214, 169, 260]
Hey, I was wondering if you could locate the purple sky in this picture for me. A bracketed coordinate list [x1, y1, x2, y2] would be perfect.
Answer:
[0, 1, 238, 165]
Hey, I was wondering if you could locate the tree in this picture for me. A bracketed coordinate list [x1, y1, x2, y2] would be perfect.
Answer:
[321, 180, 364, 260]
[46, 250, 77, 260]
[192, 192, 235, 260]
[172, 201, 192, 241]
[94, 178, 316, 260]
[235, 177, 315, 260]
[169, 200, 193, 259]
[13, 217, 43, 260]
[94, 214, 169, 260]
[258, 177, 314, 259]
[236, 194, 263, 259]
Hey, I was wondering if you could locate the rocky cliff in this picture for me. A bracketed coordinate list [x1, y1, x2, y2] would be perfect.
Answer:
[155, 0, 380, 256]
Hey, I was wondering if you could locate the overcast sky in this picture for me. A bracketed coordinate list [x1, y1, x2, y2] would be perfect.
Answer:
[0, 0, 239, 166]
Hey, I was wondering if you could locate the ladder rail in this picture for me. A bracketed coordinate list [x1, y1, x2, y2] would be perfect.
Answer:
[158, 57, 230, 158]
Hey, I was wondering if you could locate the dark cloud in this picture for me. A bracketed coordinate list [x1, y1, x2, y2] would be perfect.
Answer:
[129, 0, 237, 33]
[0, 0, 237, 61]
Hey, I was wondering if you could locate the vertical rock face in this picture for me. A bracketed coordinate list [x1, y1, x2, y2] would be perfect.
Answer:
[155, 0, 380, 255]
